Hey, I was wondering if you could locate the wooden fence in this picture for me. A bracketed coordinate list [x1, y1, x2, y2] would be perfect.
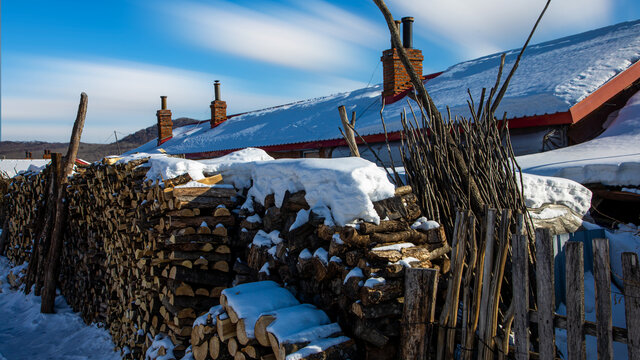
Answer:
[401, 209, 640, 359]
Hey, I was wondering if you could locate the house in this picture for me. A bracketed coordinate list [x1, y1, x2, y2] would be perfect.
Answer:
[131, 19, 640, 166]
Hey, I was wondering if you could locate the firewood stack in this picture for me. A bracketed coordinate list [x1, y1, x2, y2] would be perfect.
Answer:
[2, 158, 242, 359]
[241, 186, 449, 358]
[189, 281, 356, 360]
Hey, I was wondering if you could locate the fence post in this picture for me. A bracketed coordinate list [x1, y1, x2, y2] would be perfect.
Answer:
[622, 252, 640, 360]
[535, 228, 555, 359]
[593, 238, 613, 359]
[402, 267, 439, 359]
[512, 233, 529, 359]
[566, 241, 585, 360]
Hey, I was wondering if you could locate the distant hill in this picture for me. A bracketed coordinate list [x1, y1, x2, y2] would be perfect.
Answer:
[0, 118, 201, 162]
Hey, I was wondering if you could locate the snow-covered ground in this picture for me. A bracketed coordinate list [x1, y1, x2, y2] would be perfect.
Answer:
[518, 90, 640, 186]
[0, 159, 50, 178]
[0, 257, 119, 360]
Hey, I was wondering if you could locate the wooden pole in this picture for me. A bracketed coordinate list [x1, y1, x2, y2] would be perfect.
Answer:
[566, 241, 585, 360]
[338, 105, 359, 157]
[512, 233, 529, 359]
[593, 238, 613, 359]
[622, 252, 640, 360]
[41, 93, 88, 313]
[535, 228, 555, 359]
[401, 267, 439, 359]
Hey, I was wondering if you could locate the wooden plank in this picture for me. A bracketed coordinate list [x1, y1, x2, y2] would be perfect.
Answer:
[622, 252, 640, 359]
[593, 238, 613, 359]
[528, 311, 628, 343]
[535, 228, 555, 360]
[477, 208, 496, 353]
[512, 234, 529, 360]
[196, 174, 223, 186]
[401, 267, 439, 359]
[565, 241, 585, 360]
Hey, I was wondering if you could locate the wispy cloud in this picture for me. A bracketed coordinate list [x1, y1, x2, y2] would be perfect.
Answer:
[166, 0, 385, 72]
[1, 55, 294, 142]
[393, 0, 613, 58]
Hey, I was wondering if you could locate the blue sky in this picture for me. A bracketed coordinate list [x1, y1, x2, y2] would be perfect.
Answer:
[2, 0, 639, 143]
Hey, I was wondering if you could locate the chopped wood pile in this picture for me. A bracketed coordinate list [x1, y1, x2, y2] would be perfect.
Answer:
[187, 281, 356, 360]
[2, 158, 450, 360]
[239, 185, 450, 358]
[2, 158, 241, 359]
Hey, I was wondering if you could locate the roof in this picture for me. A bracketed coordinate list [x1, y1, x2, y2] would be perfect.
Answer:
[130, 19, 640, 157]
[517, 89, 640, 186]
[0, 159, 50, 177]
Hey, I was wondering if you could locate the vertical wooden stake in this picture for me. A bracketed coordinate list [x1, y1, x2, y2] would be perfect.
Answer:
[512, 233, 529, 359]
[622, 252, 640, 360]
[535, 228, 555, 360]
[41, 92, 87, 313]
[402, 267, 439, 359]
[593, 238, 613, 359]
[566, 241, 585, 360]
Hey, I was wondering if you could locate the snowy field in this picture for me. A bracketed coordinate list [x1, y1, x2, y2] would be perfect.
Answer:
[0, 257, 119, 360]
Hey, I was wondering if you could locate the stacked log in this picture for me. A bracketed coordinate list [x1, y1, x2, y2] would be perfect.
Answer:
[188, 281, 356, 360]
[241, 186, 449, 358]
[2, 159, 240, 359]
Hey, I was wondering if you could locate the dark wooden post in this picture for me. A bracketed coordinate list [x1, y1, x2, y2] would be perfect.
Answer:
[512, 233, 529, 360]
[41, 93, 87, 313]
[402, 267, 439, 359]
[566, 241, 585, 360]
[593, 238, 613, 359]
[535, 228, 555, 359]
[622, 252, 640, 360]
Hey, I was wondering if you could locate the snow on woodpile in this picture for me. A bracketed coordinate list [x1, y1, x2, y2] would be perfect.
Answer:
[518, 90, 640, 186]
[120, 148, 395, 226]
[0, 159, 50, 177]
[519, 173, 592, 216]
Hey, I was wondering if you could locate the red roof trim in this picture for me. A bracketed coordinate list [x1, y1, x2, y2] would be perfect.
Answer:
[158, 135, 173, 145]
[183, 112, 572, 159]
[570, 60, 640, 121]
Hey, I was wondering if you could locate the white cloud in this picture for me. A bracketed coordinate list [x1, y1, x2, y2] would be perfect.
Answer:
[1, 55, 294, 142]
[1, 54, 369, 143]
[166, 0, 385, 72]
[392, 0, 613, 58]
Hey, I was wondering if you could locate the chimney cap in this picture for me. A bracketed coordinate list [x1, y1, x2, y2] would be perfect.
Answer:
[401, 16, 414, 22]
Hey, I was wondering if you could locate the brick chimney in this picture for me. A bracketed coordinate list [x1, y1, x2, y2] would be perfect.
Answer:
[156, 96, 173, 146]
[210, 80, 227, 128]
[381, 17, 423, 100]
[43, 149, 51, 159]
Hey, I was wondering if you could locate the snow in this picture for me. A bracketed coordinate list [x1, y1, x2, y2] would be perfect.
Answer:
[0, 257, 119, 360]
[145, 334, 175, 360]
[621, 187, 640, 195]
[0, 159, 50, 178]
[122, 149, 395, 226]
[285, 336, 351, 360]
[276, 323, 341, 345]
[298, 249, 312, 260]
[127, 20, 639, 159]
[192, 305, 224, 328]
[331, 233, 344, 245]
[264, 304, 330, 343]
[252, 230, 282, 248]
[259, 262, 270, 275]
[518, 90, 640, 186]
[343, 267, 364, 284]
[363, 277, 386, 288]
[329, 256, 342, 263]
[519, 173, 592, 216]
[393, 257, 420, 268]
[372, 243, 415, 251]
[312, 248, 329, 266]
[528, 207, 568, 220]
[411, 217, 440, 231]
[221, 281, 299, 339]
[246, 214, 262, 224]
[289, 209, 310, 231]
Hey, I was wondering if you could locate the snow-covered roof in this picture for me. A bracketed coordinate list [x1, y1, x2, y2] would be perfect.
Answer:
[130, 19, 640, 156]
[517, 90, 640, 186]
[0, 159, 50, 177]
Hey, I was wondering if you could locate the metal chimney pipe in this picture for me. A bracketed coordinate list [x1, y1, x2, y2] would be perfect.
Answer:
[160, 96, 167, 110]
[392, 20, 402, 47]
[402, 17, 414, 48]
[214, 80, 221, 101]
